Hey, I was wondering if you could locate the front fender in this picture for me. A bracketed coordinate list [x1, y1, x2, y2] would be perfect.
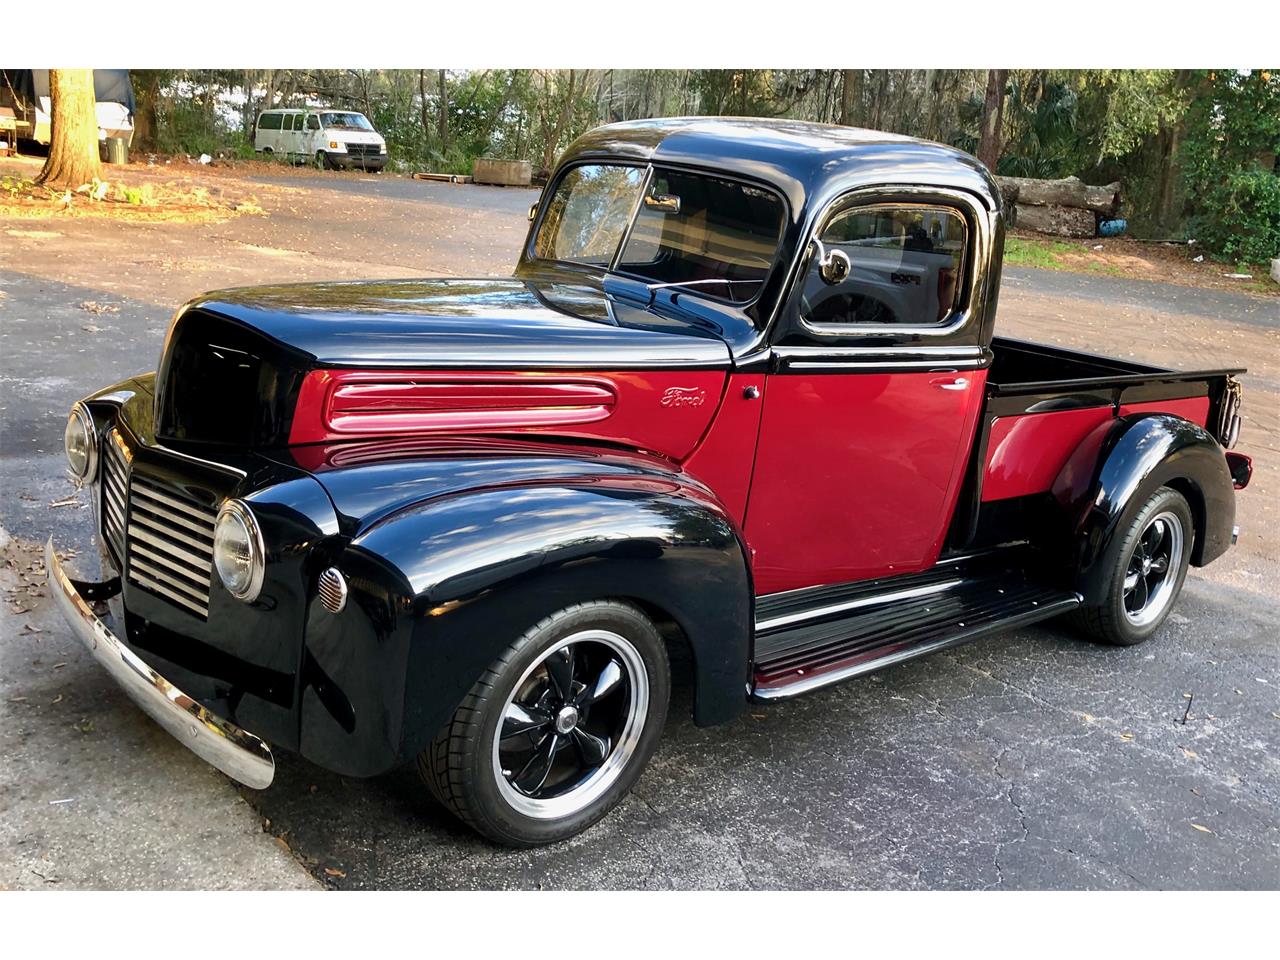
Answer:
[1059, 414, 1235, 605]
[297, 455, 751, 778]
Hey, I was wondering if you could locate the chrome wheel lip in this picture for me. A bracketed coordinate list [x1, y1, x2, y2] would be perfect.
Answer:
[1123, 509, 1184, 628]
[492, 628, 649, 821]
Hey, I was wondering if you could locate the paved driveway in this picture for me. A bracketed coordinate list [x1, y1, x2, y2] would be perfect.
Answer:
[1, 165, 1276, 889]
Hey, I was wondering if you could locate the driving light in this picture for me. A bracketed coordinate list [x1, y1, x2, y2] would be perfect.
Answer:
[63, 402, 97, 486]
[329, 141, 339, 149]
[213, 500, 265, 602]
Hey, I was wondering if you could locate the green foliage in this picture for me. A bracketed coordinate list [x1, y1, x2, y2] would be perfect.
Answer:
[1190, 169, 1280, 266]
[1182, 69, 1280, 263]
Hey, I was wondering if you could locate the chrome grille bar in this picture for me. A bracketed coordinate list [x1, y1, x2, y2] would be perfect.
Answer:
[100, 432, 129, 559]
[119, 464, 217, 620]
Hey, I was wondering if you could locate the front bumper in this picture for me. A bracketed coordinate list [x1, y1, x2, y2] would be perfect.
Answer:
[45, 539, 276, 789]
[329, 152, 385, 170]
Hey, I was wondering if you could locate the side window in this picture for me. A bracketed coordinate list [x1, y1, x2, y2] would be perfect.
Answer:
[258, 112, 282, 130]
[801, 204, 967, 327]
[284, 113, 297, 131]
[306, 114, 320, 131]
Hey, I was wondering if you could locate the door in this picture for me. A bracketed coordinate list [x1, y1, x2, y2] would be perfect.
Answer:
[744, 197, 989, 595]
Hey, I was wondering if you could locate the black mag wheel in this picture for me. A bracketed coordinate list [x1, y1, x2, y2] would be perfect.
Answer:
[1121, 510, 1184, 628]
[418, 600, 670, 846]
[1074, 486, 1194, 646]
[492, 629, 648, 817]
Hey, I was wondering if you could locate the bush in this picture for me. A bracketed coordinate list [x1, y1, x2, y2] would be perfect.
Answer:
[1190, 169, 1280, 266]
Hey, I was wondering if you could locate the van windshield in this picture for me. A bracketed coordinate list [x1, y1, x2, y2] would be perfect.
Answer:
[320, 112, 374, 131]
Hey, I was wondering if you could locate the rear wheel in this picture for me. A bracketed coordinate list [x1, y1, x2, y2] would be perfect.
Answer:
[418, 600, 670, 846]
[1074, 486, 1194, 645]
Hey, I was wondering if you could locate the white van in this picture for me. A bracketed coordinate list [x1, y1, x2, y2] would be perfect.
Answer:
[254, 108, 387, 171]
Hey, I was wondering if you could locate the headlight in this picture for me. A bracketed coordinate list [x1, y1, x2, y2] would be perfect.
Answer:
[379, 142, 387, 154]
[213, 500, 265, 602]
[64, 403, 97, 486]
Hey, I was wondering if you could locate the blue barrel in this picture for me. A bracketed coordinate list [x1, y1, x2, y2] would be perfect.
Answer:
[1098, 218, 1127, 237]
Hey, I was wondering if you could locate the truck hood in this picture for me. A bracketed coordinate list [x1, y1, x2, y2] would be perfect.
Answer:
[153, 278, 733, 452]
[183, 277, 732, 369]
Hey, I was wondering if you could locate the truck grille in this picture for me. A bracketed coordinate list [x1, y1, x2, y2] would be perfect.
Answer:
[101, 432, 129, 561]
[345, 143, 379, 158]
[125, 474, 217, 619]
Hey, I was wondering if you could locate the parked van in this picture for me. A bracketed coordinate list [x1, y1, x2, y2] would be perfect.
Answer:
[254, 108, 387, 171]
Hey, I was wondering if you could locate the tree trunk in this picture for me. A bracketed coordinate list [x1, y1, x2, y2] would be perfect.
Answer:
[437, 70, 449, 153]
[977, 68, 1008, 172]
[838, 69, 860, 126]
[997, 175, 1121, 215]
[542, 69, 576, 174]
[37, 69, 102, 189]
[1015, 203, 1096, 238]
[131, 70, 162, 151]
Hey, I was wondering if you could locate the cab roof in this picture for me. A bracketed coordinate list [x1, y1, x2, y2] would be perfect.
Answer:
[558, 117, 1001, 218]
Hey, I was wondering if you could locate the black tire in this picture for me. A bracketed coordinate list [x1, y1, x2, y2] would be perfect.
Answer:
[1073, 486, 1194, 646]
[315, 151, 330, 170]
[418, 600, 670, 846]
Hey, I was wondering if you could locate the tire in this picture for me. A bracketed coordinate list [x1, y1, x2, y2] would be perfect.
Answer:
[418, 600, 670, 846]
[1073, 486, 1194, 646]
[314, 151, 327, 170]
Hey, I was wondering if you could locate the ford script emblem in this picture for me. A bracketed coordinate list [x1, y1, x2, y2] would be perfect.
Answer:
[660, 386, 706, 408]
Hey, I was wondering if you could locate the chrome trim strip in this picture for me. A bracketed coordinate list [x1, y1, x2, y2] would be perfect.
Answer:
[44, 539, 273, 788]
[128, 512, 214, 555]
[127, 532, 212, 584]
[129, 482, 216, 526]
[784, 359, 986, 372]
[755, 579, 962, 633]
[128, 567, 209, 617]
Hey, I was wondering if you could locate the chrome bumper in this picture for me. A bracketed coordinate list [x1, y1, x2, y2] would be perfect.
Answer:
[44, 539, 275, 789]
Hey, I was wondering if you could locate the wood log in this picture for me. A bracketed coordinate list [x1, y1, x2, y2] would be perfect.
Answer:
[996, 175, 1120, 216]
[1014, 203, 1096, 238]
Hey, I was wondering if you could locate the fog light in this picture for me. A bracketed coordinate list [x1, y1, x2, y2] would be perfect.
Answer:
[63, 402, 97, 486]
[213, 500, 265, 602]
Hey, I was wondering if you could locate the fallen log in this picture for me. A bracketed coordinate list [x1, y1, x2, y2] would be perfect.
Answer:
[996, 175, 1120, 216]
[1014, 203, 1096, 239]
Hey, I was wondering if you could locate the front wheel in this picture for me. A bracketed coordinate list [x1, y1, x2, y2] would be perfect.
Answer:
[418, 600, 670, 846]
[1074, 486, 1194, 645]
[314, 151, 330, 170]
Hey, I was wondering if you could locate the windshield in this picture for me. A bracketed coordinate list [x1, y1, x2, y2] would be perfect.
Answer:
[534, 163, 785, 305]
[320, 112, 374, 131]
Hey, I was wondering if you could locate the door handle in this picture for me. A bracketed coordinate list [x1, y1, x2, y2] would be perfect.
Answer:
[934, 376, 969, 391]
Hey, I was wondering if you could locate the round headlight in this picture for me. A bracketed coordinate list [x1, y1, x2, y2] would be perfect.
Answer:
[213, 500, 265, 602]
[64, 403, 97, 486]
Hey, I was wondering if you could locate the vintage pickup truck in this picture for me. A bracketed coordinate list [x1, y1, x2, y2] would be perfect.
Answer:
[49, 118, 1252, 846]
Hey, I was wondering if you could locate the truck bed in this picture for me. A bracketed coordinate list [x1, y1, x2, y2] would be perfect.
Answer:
[978, 337, 1239, 503]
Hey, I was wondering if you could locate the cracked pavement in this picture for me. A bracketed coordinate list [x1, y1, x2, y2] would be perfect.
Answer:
[1, 158, 1276, 889]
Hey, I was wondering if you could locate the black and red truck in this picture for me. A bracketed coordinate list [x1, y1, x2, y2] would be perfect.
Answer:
[49, 118, 1251, 845]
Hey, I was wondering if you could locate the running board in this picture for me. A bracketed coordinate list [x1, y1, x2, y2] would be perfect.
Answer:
[751, 559, 1080, 701]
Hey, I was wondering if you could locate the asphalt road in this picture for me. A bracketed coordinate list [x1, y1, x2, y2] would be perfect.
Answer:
[1, 165, 1276, 889]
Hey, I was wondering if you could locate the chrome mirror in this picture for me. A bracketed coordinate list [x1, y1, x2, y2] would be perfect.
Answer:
[527, 201, 539, 222]
[812, 239, 851, 285]
[643, 193, 681, 215]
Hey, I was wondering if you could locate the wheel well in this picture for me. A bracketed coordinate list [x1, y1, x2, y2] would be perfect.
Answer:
[1164, 476, 1207, 565]
[615, 596, 696, 703]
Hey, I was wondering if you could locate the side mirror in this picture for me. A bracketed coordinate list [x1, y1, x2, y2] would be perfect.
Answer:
[812, 239, 851, 285]
[528, 201, 539, 223]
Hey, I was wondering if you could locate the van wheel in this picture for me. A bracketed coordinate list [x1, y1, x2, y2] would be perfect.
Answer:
[1073, 486, 1194, 646]
[314, 151, 330, 170]
[418, 600, 670, 846]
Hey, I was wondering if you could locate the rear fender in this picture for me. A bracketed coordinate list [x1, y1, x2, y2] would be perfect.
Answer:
[298, 462, 752, 777]
[1055, 414, 1234, 604]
